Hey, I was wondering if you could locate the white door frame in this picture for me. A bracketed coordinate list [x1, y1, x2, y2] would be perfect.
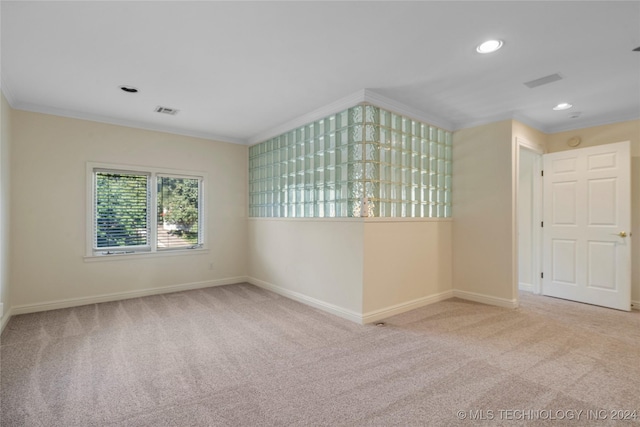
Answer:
[513, 137, 545, 301]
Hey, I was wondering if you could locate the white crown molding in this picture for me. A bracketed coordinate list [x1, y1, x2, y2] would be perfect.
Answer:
[363, 89, 454, 131]
[452, 112, 547, 133]
[12, 101, 247, 145]
[544, 112, 640, 134]
[247, 89, 367, 145]
[248, 88, 459, 146]
[0, 73, 18, 107]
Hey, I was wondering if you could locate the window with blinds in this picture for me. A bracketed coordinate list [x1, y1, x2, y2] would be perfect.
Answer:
[95, 171, 150, 250]
[157, 176, 201, 250]
[89, 165, 204, 256]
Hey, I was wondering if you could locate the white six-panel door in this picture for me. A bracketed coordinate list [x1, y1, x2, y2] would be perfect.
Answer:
[542, 141, 631, 311]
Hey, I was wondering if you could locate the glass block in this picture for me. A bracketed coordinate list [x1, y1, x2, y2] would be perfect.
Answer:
[364, 163, 379, 180]
[402, 117, 410, 133]
[348, 181, 364, 200]
[391, 131, 401, 147]
[337, 128, 348, 147]
[380, 147, 391, 166]
[391, 149, 401, 165]
[348, 199, 361, 218]
[304, 203, 313, 217]
[365, 143, 379, 161]
[365, 124, 378, 142]
[349, 105, 363, 125]
[379, 182, 390, 200]
[350, 125, 363, 144]
[327, 115, 336, 132]
[402, 152, 411, 167]
[364, 181, 377, 200]
[379, 127, 390, 146]
[336, 183, 349, 200]
[429, 126, 437, 141]
[380, 109, 391, 128]
[392, 167, 402, 183]
[325, 186, 335, 202]
[348, 143, 363, 162]
[337, 110, 349, 129]
[332, 200, 344, 217]
[391, 184, 402, 200]
[402, 135, 410, 151]
[327, 132, 336, 150]
[420, 155, 428, 170]
[248, 104, 451, 219]
[365, 105, 379, 124]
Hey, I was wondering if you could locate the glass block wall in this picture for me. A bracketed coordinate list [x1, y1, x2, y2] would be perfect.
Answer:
[248, 105, 452, 218]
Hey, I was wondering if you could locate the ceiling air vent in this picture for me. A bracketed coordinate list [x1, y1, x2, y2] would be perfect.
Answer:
[524, 73, 563, 89]
[154, 106, 179, 115]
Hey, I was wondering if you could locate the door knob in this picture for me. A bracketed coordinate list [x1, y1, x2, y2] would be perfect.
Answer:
[617, 231, 627, 238]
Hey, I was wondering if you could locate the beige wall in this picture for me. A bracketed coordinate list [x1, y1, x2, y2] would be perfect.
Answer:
[247, 218, 453, 323]
[547, 120, 640, 303]
[1, 92, 12, 326]
[10, 110, 248, 310]
[362, 220, 452, 316]
[452, 120, 516, 303]
[247, 219, 364, 319]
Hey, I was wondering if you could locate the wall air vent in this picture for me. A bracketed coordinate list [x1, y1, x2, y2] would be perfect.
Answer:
[523, 73, 563, 89]
[154, 106, 179, 115]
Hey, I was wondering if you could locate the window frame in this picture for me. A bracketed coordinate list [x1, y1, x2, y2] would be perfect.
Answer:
[86, 162, 207, 258]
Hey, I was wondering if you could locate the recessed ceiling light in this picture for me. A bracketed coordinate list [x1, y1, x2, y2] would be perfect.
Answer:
[476, 40, 503, 54]
[119, 85, 139, 93]
[553, 102, 573, 111]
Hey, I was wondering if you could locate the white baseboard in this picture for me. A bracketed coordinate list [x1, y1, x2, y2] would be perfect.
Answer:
[453, 289, 519, 309]
[10, 276, 248, 316]
[247, 277, 362, 324]
[632, 300, 640, 311]
[362, 290, 454, 324]
[518, 282, 535, 293]
[1, 306, 12, 335]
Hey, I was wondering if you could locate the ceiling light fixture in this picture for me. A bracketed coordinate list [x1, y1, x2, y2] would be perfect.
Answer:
[553, 102, 573, 111]
[119, 85, 139, 93]
[476, 40, 503, 54]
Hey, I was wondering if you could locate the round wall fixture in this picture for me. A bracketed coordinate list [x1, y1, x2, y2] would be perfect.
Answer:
[119, 86, 139, 93]
[567, 136, 581, 147]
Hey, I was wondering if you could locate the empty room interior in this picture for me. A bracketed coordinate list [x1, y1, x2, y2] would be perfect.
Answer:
[1, 1, 639, 426]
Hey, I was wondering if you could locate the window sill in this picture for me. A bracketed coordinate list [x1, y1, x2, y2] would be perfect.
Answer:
[84, 248, 209, 262]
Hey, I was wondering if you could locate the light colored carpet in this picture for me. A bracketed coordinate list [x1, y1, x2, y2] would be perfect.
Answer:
[1, 283, 639, 426]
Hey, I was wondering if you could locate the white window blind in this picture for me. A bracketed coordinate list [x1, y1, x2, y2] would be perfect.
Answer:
[89, 164, 205, 257]
[157, 176, 201, 250]
[94, 171, 150, 251]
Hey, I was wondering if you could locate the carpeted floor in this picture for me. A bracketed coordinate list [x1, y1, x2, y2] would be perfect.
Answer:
[1, 283, 639, 426]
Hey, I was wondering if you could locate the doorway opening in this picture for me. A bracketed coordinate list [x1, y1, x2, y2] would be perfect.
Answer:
[516, 138, 543, 300]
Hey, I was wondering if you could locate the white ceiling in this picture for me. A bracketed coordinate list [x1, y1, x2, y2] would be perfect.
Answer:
[2, 1, 639, 145]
